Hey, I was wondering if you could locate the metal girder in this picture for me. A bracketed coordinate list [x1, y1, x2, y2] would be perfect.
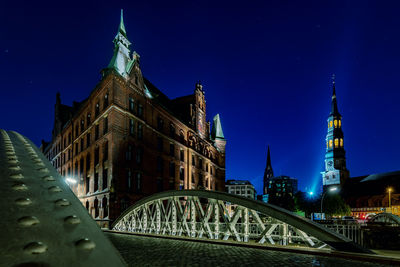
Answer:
[112, 189, 371, 254]
[0, 130, 125, 266]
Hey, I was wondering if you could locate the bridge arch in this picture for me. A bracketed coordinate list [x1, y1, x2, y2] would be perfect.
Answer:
[112, 190, 369, 253]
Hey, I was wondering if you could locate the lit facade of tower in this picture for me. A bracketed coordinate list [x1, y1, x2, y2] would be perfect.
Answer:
[321, 76, 349, 188]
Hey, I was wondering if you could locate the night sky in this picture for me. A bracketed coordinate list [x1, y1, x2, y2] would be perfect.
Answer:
[1, 1, 400, 194]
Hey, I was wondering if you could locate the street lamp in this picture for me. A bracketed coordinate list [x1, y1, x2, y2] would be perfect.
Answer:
[387, 187, 393, 213]
[320, 186, 338, 213]
[309, 191, 314, 197]
[66, 177, 77, 184]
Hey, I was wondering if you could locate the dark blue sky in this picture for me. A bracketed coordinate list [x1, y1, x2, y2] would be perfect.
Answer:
[1, 1, 400, 194]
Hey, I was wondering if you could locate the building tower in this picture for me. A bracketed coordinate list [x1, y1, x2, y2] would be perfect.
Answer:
[263, 145, 274, 194]
[321, 75, 349, 189]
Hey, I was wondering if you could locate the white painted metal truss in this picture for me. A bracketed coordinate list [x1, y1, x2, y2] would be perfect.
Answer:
[112, 190, 370, 253]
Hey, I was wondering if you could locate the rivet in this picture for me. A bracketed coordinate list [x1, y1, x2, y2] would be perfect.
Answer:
[18, 216, 40, 227]
[15, 198, 32, 206]
[9, 166, 21, 171]
[75, 238, 96, 250]
[48, 186, 62, 193]
[13, 183, 28, 191]
[43, 175, 55, 181]
[65, 215, 81, 225]
[55, 199, 70, 207]
[10, 173, 24, 179]
[23, 242, 47, 254]
[37, 168, 49, 173]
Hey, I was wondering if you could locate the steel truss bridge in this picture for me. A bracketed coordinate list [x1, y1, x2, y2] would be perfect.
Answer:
[0, 129, 372, 267]
[112, 190, 369, 253]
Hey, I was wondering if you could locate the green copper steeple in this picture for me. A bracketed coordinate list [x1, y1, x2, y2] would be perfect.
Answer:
[211, 114, 225, 140]
[107, 9, 132, 78]
[119, 9, 127, 37]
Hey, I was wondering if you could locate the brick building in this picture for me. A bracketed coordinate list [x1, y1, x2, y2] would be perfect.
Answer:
[41, 11, 226, 228]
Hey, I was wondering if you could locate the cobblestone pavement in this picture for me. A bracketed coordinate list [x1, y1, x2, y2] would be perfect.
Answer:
[106, 233, 388, 267]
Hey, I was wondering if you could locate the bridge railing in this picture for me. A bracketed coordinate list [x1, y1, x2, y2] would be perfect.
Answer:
[112, 191, 370, 253]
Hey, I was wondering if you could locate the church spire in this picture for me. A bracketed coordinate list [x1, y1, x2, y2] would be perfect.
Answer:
[264, 146, 273, 178]
[119, 9, 127, 37]
[263, 145, 274, 194]
[107, 9, 132, 78]
[330, 74, 340, 116]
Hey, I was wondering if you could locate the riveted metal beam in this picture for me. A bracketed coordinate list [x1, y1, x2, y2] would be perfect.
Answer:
[0, 130, 126, 266]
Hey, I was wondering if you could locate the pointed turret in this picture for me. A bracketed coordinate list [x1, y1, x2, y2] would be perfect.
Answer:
[107, 9, 133, 78]
[211, 114, 226, 153]
[211, 114, 224, 140]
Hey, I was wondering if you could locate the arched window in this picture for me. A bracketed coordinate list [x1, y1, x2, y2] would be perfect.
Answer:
[330, 121, 333, 128]
[334, 120, 338, 128]
[334, 138, 339, 148]
[102, 168, 108, 190]
[329, 139, 333, 148]
[102, 197, 108, 218]
[340, 138, 344, 147]
[94, 198, 99, 218]
[339, 120, 341, 128]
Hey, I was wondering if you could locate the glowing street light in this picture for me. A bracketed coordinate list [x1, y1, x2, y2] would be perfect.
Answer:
[309, 191, 314, 197]
[387, 187, 393, 213]
[66, 177, 77, 184]
[321, 186, 338, 213]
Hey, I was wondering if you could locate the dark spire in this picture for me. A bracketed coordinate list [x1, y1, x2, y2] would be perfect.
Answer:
[264, 145, 274, 179]
[330, 74, 340, 116]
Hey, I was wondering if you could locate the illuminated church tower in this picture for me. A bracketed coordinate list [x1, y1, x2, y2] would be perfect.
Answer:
[321, 75, 349, 188]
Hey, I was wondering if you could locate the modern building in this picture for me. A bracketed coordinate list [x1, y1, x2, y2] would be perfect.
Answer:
[321, 76, 350, 189]
[225, 180, 256, 199]
[264, 175, 298, 199]
[40, 10, 226, 228]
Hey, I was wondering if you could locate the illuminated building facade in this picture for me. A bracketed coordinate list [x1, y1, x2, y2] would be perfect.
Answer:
[321, 76, 349, 189]
[225, 180, 256, 199]
[41, 11, 226, 228]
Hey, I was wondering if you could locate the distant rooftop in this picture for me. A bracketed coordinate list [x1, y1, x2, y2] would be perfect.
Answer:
[226, 180, 253, 185]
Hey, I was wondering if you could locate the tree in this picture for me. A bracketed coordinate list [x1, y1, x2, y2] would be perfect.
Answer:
[323, 194, 351, 217]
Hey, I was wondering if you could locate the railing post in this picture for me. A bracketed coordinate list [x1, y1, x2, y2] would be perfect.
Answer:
[214, 201, 219, 239]
[190, 198, 196, 237]
[243, 208, 249, 242]
[172, 198, 177, 236]
[156, 201, 161, 234]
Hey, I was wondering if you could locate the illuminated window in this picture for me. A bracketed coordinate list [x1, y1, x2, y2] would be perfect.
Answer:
[340, 138, 343, 147]
[339, 120, 341, 127]
[334, 120, 338, 128]
[329, 140, 333, 148]
[334, 138, 339, 148]
[330, 121, 333, 128]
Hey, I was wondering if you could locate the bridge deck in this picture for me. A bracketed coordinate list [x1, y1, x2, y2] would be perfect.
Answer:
[105, 232, 393, 267]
